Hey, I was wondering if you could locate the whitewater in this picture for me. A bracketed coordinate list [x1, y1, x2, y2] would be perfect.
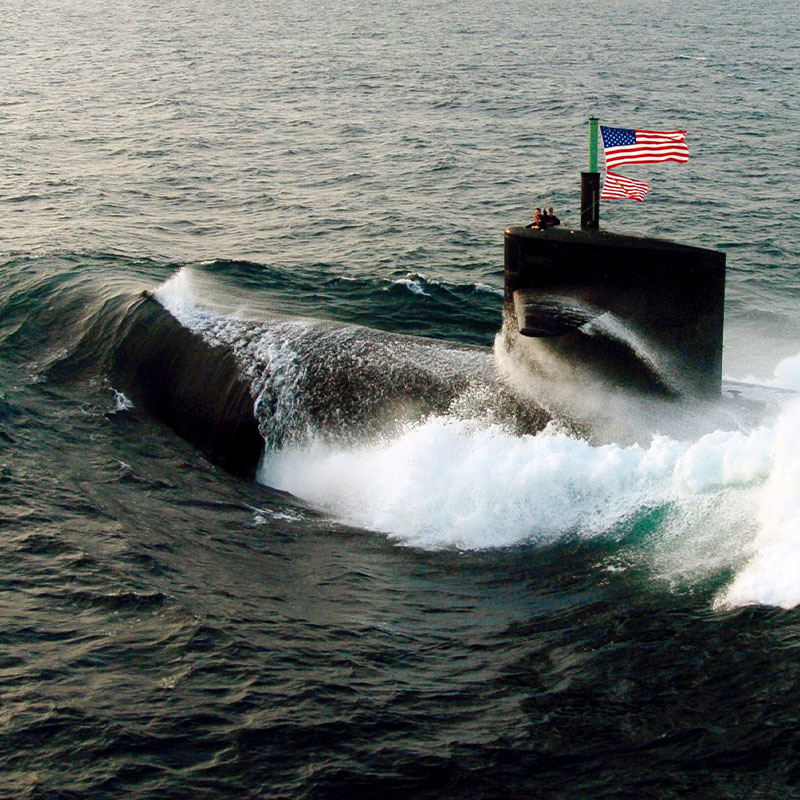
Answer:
[153, 268, 800, 610]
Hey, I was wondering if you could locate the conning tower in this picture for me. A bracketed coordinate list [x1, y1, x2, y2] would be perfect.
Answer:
[504, 226, 725, 397]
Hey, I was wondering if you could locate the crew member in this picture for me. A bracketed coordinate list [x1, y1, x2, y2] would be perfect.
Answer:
[526, 208, 543, 229]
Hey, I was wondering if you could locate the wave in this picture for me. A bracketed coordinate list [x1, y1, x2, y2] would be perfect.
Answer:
[147, 267, 800, 610]
[169, 260, 504, 347]
[258, 414, 766, 548]
[151, 267, 552, 452]
[259, 374, 800, 612]
[110, 292, 263, 477]
[17, 260, 800, 610]
[0, 256, 533, 476]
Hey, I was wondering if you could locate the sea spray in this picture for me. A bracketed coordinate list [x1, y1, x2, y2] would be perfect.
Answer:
[716, 396, 800, 609]
[257, 414, 771, 553]
[153, 268, 545, 445]
[259, 373, 800, 611]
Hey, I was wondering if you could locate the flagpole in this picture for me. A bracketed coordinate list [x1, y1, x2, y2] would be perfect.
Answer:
[581, 116, 600, 230]
[588, 116, 599, 172]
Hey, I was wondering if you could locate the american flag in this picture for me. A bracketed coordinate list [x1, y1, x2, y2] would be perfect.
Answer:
[600, 171, 649, 202]
[601, 126, 689, 170]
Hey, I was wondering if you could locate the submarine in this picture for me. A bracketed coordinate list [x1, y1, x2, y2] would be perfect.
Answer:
[503, 124, 725, 399]
[102, 119, 727, 478]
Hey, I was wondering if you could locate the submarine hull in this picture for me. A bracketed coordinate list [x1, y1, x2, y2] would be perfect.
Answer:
[112, 294, 264, 477]
[504, 227, 726, 397]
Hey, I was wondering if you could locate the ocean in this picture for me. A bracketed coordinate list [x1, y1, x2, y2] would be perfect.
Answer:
[2, 1, 800, 797]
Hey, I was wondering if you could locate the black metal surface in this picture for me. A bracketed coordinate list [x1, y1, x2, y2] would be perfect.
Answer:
[504, 226, 726, 396]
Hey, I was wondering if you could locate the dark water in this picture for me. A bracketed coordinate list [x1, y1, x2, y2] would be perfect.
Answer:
[2, 1, 800, 797]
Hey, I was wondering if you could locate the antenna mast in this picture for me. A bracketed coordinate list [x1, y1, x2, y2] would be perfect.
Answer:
[581, 117, 600, 229]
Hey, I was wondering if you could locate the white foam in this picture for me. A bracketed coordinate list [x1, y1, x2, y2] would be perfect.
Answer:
[112, 390, 134, 412]
[474, 282, 504, 296]
[389, 273, 431, 296]
[715, 396, 800, 609]
[250, 506, 305, 525]
[257, 357, 800, 610]
[153, 266, 202, 323]
[257, 415, 767, 550]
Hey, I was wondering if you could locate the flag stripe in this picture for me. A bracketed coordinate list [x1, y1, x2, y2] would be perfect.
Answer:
[605, 149, 689, 169]
[606, 151, 689, 168]
[600, 171, 649, 202]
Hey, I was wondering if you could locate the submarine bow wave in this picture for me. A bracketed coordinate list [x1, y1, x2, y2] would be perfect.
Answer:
[44, 264, 800, 611]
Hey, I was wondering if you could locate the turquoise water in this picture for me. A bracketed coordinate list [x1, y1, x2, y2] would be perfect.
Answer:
[2, 1, 800, 797]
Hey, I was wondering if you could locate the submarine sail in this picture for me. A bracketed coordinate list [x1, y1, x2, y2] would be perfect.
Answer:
[503, 226, 726, 397]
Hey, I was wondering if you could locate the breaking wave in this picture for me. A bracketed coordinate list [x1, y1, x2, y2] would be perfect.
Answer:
[150, 267, 800, 610]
